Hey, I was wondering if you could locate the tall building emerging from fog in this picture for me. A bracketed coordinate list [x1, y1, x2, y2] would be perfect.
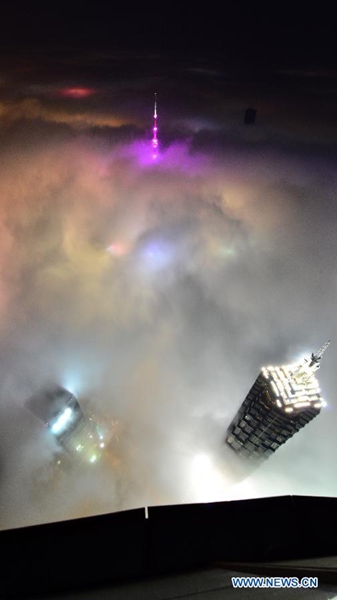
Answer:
[226, 342, 330, 460]
[26, 385, 105, 465]
[26, 385, 84, 432]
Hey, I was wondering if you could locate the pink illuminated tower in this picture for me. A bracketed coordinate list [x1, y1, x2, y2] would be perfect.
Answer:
[152, 92, 158, 159]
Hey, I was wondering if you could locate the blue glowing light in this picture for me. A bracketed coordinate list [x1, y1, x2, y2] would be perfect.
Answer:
[142, 240, 173, 269]
[51, 407, 73, 435]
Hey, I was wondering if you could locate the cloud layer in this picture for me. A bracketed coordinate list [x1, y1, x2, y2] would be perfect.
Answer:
[0, 57, 336, 529]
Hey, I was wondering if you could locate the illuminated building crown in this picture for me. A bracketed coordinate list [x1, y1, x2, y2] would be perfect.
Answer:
[261, 340, 330, 413]
[226, 341, 330, 461]
[292, 340, 330, 386]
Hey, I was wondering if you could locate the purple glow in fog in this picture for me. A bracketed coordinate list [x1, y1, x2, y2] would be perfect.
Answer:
[152, 92, 158, 159]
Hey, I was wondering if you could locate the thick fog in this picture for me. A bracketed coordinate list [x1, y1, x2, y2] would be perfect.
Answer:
[0, 55, 336, 529]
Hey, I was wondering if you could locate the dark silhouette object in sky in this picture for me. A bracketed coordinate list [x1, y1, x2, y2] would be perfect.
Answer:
[244, 107, 257, 124]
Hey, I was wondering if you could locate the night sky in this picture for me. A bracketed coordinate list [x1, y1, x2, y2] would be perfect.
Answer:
[0, 7, 336, 529]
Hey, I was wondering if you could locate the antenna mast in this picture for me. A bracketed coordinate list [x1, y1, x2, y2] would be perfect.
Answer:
[152, 92, 158, 159]
[309, 340, 330, 368]
[293, 340, 330, 385]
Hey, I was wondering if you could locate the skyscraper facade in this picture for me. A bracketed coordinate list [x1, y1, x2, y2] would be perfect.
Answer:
[26, 385, 105, 465]
[226, 342, 329, 460]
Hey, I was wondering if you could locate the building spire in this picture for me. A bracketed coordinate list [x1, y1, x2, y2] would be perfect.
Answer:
[309, 340, 330, 368]
[152, 92, 158, 159]
[293, 340, 330, 385]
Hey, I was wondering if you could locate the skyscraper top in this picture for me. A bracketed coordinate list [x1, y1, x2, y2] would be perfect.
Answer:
[261, 342, 330, 414]
[292, 340, 330, 386]
[226, 342, 330, 461]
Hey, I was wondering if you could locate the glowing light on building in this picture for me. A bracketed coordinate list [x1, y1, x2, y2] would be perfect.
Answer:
[152, 93, 158, 159]
[260, 340, 330, 411]
[61, 373, 83, 397]
[51, 407, 73, 435]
